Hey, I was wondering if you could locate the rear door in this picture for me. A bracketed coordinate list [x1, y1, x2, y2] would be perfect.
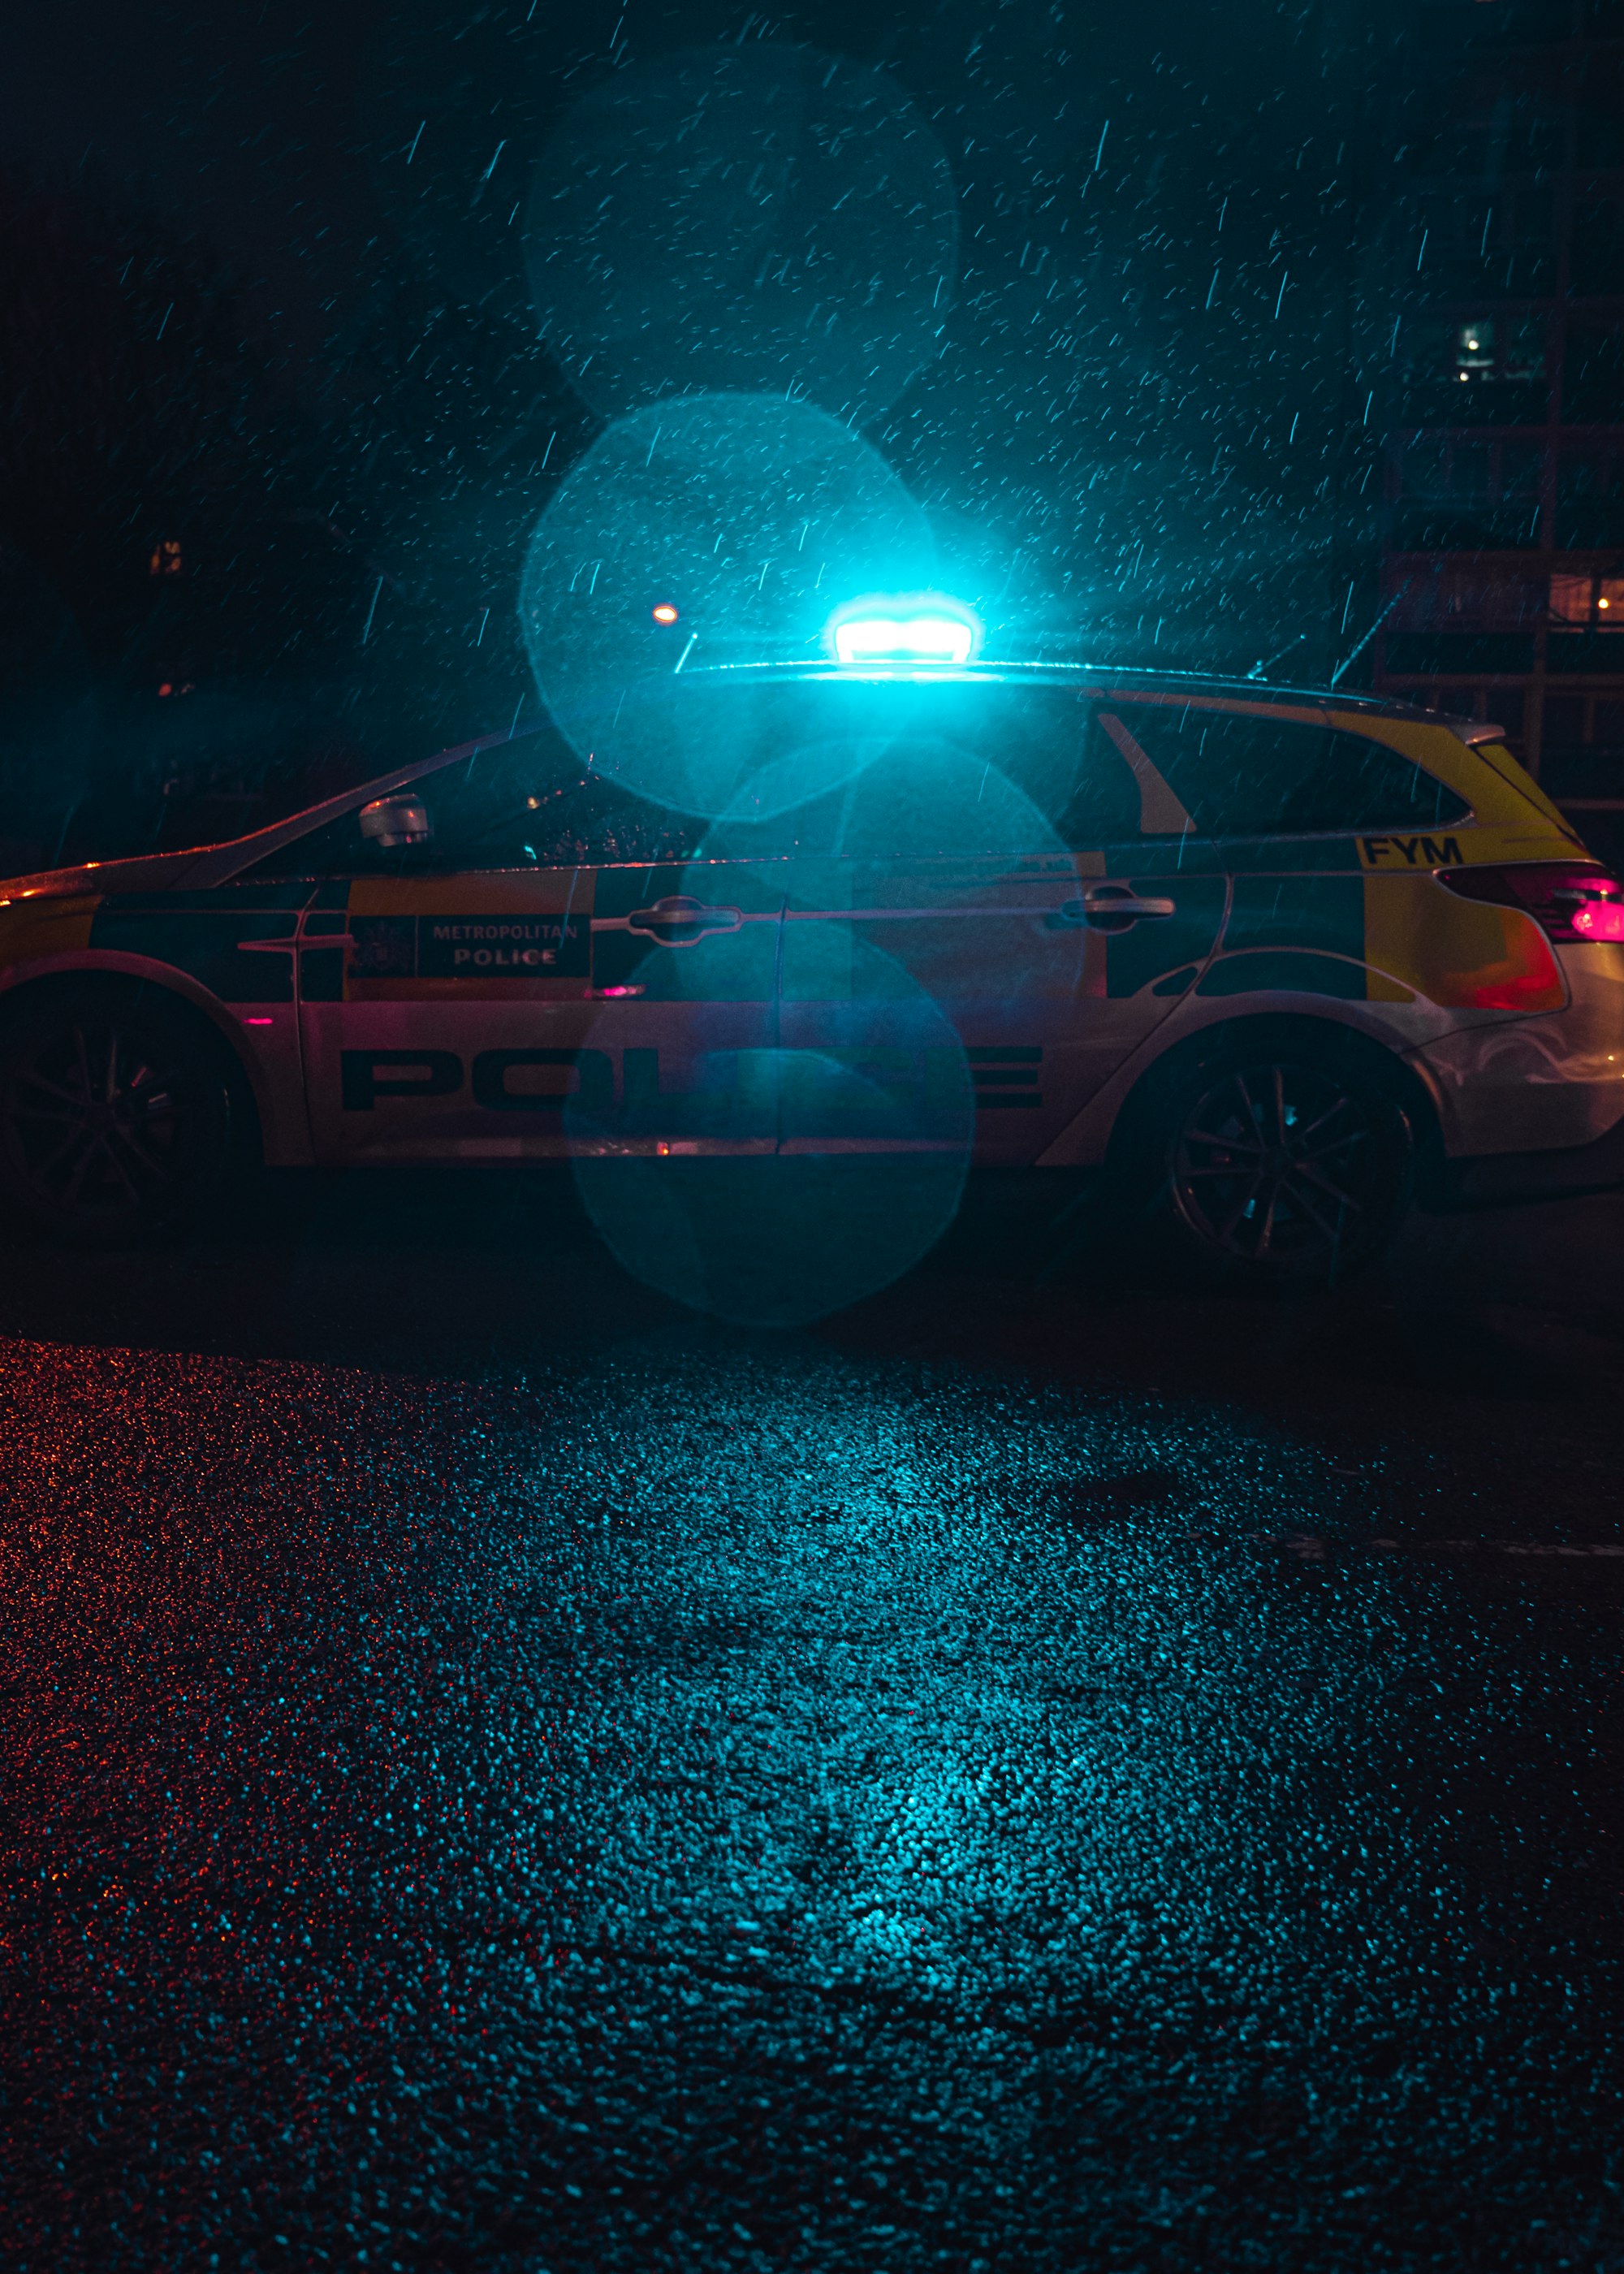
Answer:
[1102, 698, 1475, 1009]
[772, 685, 1229, 1160]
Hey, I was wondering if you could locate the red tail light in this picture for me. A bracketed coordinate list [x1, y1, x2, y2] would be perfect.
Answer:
[1436, 862, 1624, 944]
[1572, 899, 1624, 942]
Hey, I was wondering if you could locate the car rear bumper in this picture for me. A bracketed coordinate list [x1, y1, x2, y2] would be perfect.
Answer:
[1402, 951, 1624, 1161]
[1423, 1115, 1624, 1206]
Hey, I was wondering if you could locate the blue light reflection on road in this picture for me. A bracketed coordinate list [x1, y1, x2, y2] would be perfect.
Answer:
[2, 1330, 1611, 2268]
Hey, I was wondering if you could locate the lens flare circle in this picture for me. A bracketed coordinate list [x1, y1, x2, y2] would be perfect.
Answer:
[563, 725, 1076, 1329]
[565, 908, 974, 1330]
[524, 45, 958, 422]
[518, 393, 936, 820]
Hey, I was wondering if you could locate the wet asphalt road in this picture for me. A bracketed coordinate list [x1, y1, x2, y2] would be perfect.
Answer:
[2, 1172, 1622, 2274]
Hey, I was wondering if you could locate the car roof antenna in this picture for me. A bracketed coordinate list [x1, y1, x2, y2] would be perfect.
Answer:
[1330, 578, 1411, 687]
[1245, 632, 1307, 682]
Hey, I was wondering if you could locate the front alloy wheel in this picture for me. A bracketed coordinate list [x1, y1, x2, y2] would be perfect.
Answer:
[0, 990, 237, 1243]
[1162, 1051, 1411, 1284]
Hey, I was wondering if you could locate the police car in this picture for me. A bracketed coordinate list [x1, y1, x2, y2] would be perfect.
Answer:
[1, 606, 1621, 1283]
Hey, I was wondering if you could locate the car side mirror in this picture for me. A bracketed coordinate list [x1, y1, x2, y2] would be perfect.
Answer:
[359, 795, 432, 850]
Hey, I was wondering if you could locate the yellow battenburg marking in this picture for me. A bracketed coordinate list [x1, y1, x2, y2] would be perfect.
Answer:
[1363, 873, 1565, 1013]
[0, 895, 100, 975]
[1332, 714, 1581, 857]
[346, 869, 598, 1001]
[1354, 829, 1467, 872]
[1356, 824, 1579, 871]
[1350, 722, 1589, 1013]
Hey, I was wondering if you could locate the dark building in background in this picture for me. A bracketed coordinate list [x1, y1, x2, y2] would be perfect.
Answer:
[1367, 0, 1623, 831]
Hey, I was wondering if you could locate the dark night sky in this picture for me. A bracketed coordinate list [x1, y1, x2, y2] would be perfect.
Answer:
[1, 0, 1324, 377]
[0, 0, 1382, 832]
[0, 1, 972, 366]
[0, 0, 387, 368]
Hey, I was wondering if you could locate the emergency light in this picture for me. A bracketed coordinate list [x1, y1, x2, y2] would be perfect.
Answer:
[827, 599, 979, 668]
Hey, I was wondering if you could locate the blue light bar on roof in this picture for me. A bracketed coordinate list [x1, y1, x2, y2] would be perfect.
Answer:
[827, 598, 980, 667]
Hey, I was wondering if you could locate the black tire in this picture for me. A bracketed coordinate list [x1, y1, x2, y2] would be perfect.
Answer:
[1118, 1025, 1416, 1289]
[0, 984, 247, 1245]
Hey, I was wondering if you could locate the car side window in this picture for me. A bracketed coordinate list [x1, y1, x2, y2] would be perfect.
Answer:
[785, 689, 1147, 856]
[1052, 707, 1185, 845]
[240, 741, 703, 879]
[1105, 704, 1471, 837]
[650, 690, 1156, 857]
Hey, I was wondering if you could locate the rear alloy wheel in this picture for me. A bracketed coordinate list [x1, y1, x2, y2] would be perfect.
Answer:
[1151, 1041, 1413, 1286]
[0, 988, 240, 1243]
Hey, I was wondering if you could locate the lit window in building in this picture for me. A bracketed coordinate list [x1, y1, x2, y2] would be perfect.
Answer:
[1447, 316, 1544, 384]
[1600, 577, 1624, 625]
[1455, 321, 1495, 379]
[1550, 573, 1594, 625]
[149, 538, 183, 577]
[1501, 320, 1544, 383]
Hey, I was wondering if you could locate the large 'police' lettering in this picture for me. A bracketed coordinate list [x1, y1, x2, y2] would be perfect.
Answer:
[340, 1048, 614, 1111]
[340, 1049, 462, 1110]
[470, 1048, 612, 1113]
[339, 1046, 1034, 1115]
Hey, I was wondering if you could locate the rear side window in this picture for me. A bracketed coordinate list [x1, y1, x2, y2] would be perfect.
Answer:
[1105, 705, 1471, 837]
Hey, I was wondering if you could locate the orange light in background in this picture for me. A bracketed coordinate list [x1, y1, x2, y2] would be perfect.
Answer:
[1550, 572, 1592, 625]
[650, 603, 680, 625]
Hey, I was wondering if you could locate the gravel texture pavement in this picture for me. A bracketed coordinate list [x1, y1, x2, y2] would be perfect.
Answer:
[2, 1172, 1621, 2273]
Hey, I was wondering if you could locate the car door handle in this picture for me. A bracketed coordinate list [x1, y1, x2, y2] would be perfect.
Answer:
[1050, 888, 1177, 931]
[627, 895, 745, 945]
